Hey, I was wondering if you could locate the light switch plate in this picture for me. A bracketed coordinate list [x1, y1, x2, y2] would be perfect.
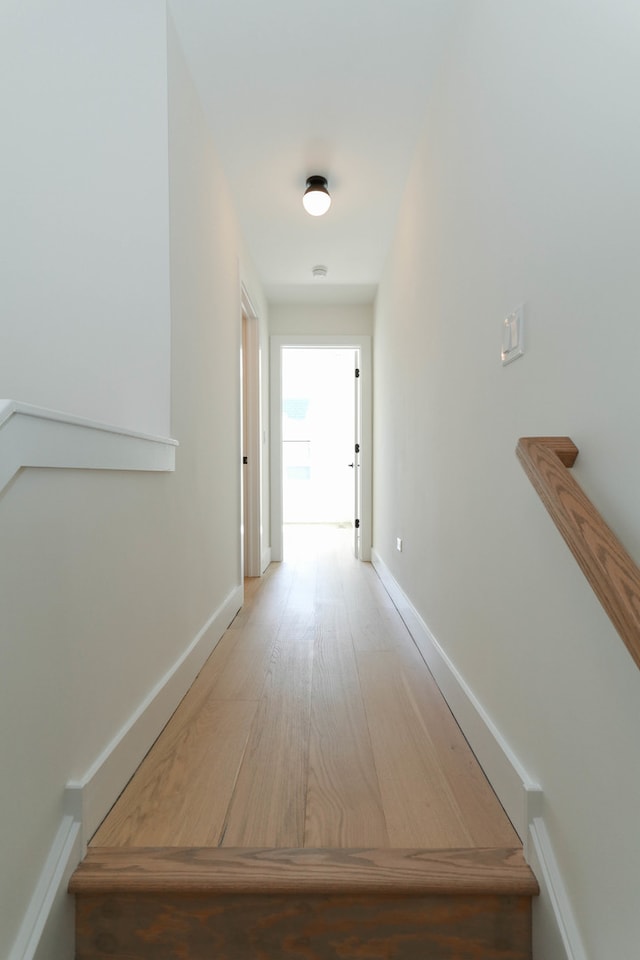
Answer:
[502, 305, 525, 365]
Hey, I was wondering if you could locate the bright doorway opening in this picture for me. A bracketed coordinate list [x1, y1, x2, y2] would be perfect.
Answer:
[282, 348, 355, 525]
[270, 335, 372, 564]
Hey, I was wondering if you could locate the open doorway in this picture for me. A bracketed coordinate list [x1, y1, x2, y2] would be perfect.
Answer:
[282, 348, 355, 525]
[270, 335, 372, 563]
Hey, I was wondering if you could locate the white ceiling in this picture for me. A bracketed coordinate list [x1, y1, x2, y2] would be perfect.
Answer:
[168, 0, 461, 304]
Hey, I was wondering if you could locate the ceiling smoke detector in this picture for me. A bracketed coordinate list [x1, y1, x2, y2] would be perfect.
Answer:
[312, 265, 328, 279]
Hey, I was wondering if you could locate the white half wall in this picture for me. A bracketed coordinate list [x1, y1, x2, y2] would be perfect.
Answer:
[0, 0, 171, 436]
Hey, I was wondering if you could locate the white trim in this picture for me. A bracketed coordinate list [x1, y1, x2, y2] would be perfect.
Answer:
[241, 289, 262, 578]
[269, 335, 372, 562]
[8, 816, 81, 960]
[0, 399, 177, 495]
[66, 583, 242, 848]
[529, 818, 587, 960]
[371, 547, 584, 960]
[261, 545, 272, 574]
[269, 338, 282, 560]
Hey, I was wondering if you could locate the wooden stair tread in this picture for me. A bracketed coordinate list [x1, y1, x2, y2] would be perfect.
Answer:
[71, 845, 538, 897]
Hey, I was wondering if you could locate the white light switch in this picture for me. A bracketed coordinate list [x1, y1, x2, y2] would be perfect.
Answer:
[502, 305, 525, 365]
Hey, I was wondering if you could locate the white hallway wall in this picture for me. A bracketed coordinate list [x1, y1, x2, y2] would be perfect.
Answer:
[373, 2, 640, 958]
[0, 4, 265, 958]
[0, 0, 171, 436]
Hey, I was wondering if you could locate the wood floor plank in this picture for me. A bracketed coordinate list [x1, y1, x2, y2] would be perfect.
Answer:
[91, 698, 258, 847]
[195, 625, 279, 702]
[229, 564, 291, 632]
[219, 639, 313, 846]
[305, 629, 389, 847]
[396, 639, 520, 847]
[348, 604, 411, 652]
[356, 649, 475, 848]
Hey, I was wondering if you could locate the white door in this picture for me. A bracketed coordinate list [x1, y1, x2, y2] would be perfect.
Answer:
[352, 355, 361, 558]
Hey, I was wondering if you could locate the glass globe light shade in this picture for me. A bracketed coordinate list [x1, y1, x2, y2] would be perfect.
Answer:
[303, 176, 331, 216]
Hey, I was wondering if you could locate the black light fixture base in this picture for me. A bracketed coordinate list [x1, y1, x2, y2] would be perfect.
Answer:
[305, 175, 328, 191]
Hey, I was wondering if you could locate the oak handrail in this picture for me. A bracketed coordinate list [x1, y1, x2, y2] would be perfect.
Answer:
[517, 437, 640, 671]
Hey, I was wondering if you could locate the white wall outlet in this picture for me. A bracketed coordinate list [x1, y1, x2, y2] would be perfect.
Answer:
[396, 537, 403, 552]
[502, 304, 525, 365]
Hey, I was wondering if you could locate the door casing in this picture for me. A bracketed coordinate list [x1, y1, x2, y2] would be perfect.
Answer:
[241, 285, 262, 578]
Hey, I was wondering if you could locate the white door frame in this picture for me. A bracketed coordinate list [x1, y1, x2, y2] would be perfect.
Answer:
[270, 334, 372, 562]
[241, 284, 262, 577]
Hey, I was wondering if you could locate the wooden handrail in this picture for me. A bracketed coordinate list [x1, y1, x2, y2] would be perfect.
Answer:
[517, 437, 640, 671]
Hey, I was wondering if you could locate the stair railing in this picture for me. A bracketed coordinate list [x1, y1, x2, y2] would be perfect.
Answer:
[517, 437, 640, 671]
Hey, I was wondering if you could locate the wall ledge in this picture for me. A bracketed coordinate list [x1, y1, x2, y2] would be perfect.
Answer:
[0, 399, 178, 495]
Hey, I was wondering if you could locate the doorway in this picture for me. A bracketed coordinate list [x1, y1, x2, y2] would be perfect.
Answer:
[281, 348, 355, 525]
[270, 335, 372, 562]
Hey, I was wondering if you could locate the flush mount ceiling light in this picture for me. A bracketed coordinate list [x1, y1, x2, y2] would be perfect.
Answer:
[302, 176, 331, 217]
[312, 264, 328, 279]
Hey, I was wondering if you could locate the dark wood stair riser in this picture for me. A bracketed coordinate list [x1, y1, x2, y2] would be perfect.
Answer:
[75, 892, 533, 960]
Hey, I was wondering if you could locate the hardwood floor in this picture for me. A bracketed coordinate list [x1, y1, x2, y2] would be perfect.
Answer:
[73, 524, 537, 958]
[91, 525, 518, 851]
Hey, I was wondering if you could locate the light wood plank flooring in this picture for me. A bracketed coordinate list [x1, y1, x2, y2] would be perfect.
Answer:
[91, 524, 518, 852]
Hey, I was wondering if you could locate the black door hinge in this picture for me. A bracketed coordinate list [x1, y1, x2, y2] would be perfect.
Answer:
[355, 443, 360, 454]
[355, 368, 360, 378]
[355, 518, 360, 529]
[242, 456, 248, 464]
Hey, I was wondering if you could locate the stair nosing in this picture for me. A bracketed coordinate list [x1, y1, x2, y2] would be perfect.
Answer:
[70, 845, 539, 897]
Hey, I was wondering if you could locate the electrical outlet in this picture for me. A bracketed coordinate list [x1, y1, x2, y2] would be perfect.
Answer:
[396, 538, 403, 552]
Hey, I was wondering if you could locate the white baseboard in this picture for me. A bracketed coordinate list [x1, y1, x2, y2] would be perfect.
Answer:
[529, 818, 587, 960]
[371, 548, 541, 841]
[8, 816, 82, 960]
[11, 586, 242, 960]
[67, 583, 243, 848]
[261, 546, 272, 573]
[371, 548, 580, 960]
